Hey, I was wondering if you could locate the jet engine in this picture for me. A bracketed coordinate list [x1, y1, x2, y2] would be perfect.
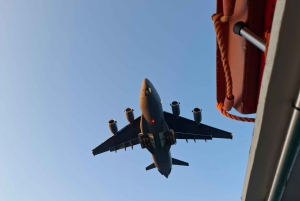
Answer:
[170, 101, 180, 119]
[124, 107, 134, 124]
[192, 108, 202, 125]
[108, 119, 118, 136]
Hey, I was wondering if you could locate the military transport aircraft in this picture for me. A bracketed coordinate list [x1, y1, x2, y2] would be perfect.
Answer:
[92, 78, 232, 178]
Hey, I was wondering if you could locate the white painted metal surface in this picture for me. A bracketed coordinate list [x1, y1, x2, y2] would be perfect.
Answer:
[241, 0, 300, 200]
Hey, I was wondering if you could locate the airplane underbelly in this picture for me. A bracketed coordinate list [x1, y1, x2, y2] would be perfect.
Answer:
[152, 149, 172, 171]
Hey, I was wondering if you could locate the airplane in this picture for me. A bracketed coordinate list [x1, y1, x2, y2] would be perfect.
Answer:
[92, 78, 233, 178]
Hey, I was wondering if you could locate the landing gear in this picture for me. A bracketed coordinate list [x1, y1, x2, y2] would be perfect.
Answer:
[164, 130, 176, 145]
[145, 138, 152, 148]
[138, 133, 153, 149]
[140, 136, 151, 149]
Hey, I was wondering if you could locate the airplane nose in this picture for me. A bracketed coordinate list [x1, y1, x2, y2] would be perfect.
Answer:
[140, 78, 155, 98]
[142, 78, 150, 88]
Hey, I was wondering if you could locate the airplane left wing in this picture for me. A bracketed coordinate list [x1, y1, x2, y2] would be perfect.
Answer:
[163, 111, 232, 140]
[92, 116, 141, 156]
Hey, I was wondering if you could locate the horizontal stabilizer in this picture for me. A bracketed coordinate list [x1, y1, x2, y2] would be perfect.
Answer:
[146, 163, 156, 171]
[172, 158, 189, 166]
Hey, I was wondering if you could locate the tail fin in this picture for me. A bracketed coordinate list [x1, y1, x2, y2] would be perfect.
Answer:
[145, 163, 156, 171]
[172, 158, 189, 166]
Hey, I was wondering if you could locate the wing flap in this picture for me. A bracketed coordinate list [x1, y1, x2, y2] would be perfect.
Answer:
[175, 132, 212, 140]
[109, 138, 139, 152]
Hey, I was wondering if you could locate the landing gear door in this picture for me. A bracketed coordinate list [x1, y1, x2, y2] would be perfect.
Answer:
[159, 132, 165, 147]
[147, 133, 156, 148]
[170, 129, 176, 144]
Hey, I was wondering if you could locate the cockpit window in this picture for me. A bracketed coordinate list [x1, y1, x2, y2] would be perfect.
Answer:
[144, 88, 152, 96]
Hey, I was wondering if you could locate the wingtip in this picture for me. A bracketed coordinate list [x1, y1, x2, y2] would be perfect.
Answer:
[231, 133, 233, 139]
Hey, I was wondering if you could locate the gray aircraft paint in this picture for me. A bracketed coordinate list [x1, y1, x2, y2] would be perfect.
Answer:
[139, 78, 172, 178]
[92, 78, 232, 178]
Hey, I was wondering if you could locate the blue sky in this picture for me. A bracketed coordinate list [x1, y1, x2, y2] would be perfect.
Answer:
[0, 1, 254, 200]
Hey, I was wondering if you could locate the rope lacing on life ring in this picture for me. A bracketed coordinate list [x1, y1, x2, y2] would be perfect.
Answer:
[212, 13, 255, 122]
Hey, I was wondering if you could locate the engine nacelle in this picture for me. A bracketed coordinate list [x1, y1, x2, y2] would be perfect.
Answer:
[108, 119, 118, 136]
[170, 101, 180, 118]
[124, 107, 134, 124]
[192, 107, 202, 125]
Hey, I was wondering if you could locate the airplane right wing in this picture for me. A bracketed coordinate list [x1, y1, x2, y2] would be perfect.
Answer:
[92, 116, 141, 155]
[163, 111, 233, 140]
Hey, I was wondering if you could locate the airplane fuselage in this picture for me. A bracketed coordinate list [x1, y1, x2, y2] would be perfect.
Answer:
[92, 78, 232, 178]
[139, 78, 172, 178]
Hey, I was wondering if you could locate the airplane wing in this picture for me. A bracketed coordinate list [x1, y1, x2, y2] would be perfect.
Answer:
[163, 112, 233, 140]
[92, 116, 141, 156]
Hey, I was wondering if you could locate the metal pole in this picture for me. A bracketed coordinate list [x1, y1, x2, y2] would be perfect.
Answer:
[233, 21, 266, 52]
[268, 90, 300, 201]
